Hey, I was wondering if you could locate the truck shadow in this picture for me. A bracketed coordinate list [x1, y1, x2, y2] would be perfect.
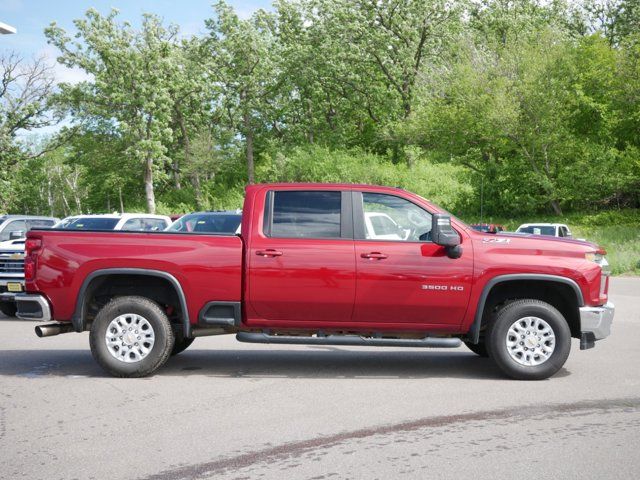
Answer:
[0, 348, 570, 380]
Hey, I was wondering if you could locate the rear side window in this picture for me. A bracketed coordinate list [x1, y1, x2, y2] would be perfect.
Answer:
[271, 191, 341, 239]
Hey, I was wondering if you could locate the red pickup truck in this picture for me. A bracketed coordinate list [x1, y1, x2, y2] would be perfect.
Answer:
[15, 183, 614, 380]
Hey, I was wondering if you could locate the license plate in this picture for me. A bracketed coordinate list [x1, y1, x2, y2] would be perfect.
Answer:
[7, 283, 22, 292]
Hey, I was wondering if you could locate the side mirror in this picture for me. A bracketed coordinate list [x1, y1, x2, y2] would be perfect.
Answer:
[9, 230, 25, 240]
[431, 214, 462, 259]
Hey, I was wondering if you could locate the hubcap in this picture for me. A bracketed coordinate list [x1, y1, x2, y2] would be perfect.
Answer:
[105, 313, 155, 363]
[505, 316, 555, 366]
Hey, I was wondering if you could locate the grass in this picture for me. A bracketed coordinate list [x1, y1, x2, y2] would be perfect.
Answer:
[461, 209, 640, 276]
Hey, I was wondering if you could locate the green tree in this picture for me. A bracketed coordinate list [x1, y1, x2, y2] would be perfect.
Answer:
[46, 10, 185, 213]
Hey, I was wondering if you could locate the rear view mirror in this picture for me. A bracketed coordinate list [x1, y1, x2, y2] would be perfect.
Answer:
[431, 214, 460, 247]
[431, 214, 462, 259]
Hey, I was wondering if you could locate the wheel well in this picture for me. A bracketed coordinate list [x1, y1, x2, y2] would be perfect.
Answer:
[81, 274, 184, 331]
[481, 280, 581, 338]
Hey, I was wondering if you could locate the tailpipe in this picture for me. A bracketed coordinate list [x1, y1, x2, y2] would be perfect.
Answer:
[35, 322, 75, 338]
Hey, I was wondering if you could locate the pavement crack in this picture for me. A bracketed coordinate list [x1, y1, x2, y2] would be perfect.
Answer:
[139, 396, 640, 480]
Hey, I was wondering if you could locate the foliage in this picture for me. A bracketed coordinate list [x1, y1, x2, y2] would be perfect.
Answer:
[0, 0, 638, 254]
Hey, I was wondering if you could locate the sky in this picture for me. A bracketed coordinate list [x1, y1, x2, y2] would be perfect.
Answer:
[0, 0, 272, 84]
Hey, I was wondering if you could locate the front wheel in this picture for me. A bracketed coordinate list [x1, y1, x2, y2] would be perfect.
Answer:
[89, 296, 175, 377]
[486, 299, 571, 380]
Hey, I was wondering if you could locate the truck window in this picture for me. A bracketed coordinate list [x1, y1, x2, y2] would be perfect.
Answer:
[271, 191, 341, 239]
[360, 193, 432, 242]
[27, 219, 55, 229]
[1, 220, 26, 241]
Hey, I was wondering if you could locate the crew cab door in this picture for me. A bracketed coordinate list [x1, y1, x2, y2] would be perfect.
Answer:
[247, 189, 356, 325]
[352, 191, 472, 327]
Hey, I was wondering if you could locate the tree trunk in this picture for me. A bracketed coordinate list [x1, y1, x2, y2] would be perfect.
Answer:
[192, 173, 203, 210]
[550, 199, 562, 216]
[176, 107, 193, 190]
[243, 110, 255, 184]
[118, 186, 124, 213]
[144, 155, 156, 214]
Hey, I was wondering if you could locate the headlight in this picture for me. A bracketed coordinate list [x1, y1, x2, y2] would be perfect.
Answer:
[585, 252, 604, 263]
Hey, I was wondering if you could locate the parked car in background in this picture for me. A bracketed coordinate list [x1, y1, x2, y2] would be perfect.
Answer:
[0, 215, 59, 241]
[516, 223, 573, 238]
[167, 210, 242, 234]
[56, 213, 171, 231]
[470, 223, 505, 234]
[0, 215, 59, 316]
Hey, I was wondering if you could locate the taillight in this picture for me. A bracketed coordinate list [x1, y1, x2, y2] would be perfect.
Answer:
[24, 257, 35, 281]
[25, 238, 42, 256]
[24, 236, 42, 282]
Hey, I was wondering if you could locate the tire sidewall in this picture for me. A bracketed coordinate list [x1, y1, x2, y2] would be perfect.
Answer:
[90, 296, 174, 377]
[487, 301, 571, 380]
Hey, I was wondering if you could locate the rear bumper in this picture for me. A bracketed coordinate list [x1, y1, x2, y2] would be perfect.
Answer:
[15, 294, 52, 321]
[579, 302, 614, 349]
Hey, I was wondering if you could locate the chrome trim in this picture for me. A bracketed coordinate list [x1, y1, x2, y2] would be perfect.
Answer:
[15, 294, 52, 321]
[580, 302, 614, 341]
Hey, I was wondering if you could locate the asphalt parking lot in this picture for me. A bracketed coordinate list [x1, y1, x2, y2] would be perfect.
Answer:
[0, 277, 638, 480]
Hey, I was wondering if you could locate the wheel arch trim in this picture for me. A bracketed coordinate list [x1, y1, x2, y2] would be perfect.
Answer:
[467, 274, 584, 344]
[72, 268, 191, 337]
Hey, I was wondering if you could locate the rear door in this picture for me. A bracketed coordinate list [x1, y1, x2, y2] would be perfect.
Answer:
[352, 191, 473, 327]
[247, 189, 356, 325]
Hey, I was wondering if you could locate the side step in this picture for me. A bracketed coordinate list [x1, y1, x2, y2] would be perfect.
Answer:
[236, 332, 462, 349]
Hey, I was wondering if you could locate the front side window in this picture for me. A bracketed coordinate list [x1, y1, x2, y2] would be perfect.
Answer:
[27, 219, 55, 229]
[1, 220, 26, 241]
[361, 193, 432, 242]
[271, 191, 341, 239]
[63, 217, 120, 230]
[122, 218, 144, 230]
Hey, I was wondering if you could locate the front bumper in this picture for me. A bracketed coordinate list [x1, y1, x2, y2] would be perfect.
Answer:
[579, 301, 614, 349]
[15, 294, 52, 321]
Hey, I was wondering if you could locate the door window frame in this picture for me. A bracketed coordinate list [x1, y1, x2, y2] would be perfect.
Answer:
[262, 189, 354, 240]
[352, 191, 434, 243]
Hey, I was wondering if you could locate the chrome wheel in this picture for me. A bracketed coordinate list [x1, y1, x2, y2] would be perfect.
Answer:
[505, 316, 555, 366]
[105, 313, 155, 363]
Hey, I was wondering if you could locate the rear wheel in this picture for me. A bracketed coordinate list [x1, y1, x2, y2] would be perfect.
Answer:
[89, 296, 174, 377]
[0, 302, 17, 317]
[486, 299, 571, 380]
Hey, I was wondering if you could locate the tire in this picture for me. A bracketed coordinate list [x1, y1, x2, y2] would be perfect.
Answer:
[486, 299, 571, 380]
[0, 301, 17, 317]
[464, 340, 488, 357]
[171, 336, 195, 356]
[89, 296, 175, 378]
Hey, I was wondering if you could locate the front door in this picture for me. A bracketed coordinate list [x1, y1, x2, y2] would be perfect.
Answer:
[248, 189, 356, 326]
[352, 192, 473, 328]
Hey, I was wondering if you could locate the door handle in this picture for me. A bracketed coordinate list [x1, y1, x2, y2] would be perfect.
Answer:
[361, 252, 388, 260]
[256, 249, 283, 257]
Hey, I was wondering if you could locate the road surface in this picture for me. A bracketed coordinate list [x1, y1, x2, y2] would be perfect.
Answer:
[0, 277, 638, 479]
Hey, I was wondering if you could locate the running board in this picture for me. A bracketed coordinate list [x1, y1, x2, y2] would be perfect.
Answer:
[236, 332, 462, 348]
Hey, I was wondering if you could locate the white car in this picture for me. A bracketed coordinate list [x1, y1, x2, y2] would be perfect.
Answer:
[364, 212, 410, 240]
[515, 223, 573, 238]
[55, 213, 172, 232]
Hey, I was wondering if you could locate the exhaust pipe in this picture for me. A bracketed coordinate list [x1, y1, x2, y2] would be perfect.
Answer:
[35, 322, 75, 338]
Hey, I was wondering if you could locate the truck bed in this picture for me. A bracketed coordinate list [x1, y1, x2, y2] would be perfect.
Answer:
[27, 229, 243, 324]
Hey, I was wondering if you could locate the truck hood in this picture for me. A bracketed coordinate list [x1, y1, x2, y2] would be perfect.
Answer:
[495, 232, 599, 249]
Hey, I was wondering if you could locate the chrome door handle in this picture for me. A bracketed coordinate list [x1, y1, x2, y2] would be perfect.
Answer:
[256, 249, 283, 257]
[361, 252, 388, 260]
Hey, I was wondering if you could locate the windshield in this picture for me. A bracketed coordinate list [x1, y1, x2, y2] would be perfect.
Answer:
[517, 226, 556, 236]
[61, 217, 120, 230]
[167, 213, 241, 234]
